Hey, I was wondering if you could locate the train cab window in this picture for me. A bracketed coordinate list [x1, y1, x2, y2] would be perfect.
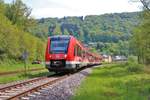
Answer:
[50, 36, 70, 54]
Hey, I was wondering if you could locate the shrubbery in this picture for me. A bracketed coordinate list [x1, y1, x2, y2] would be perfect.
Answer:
[0, 1, 45, 64]
[126, 56, 144, 72]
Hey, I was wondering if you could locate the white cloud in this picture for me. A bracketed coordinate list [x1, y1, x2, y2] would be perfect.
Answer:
[5, 0, 142, 18]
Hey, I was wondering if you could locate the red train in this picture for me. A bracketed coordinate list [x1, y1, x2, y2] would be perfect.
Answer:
[45, 35, 102, 73]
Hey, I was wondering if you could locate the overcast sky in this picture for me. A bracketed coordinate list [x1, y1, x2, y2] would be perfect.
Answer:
[4, 0, 142, 18]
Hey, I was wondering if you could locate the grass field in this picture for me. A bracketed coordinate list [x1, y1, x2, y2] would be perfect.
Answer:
[0, 63, 44, 72]
[0, 69, 53, 84]
[72, 64, 150, 100]
[0, 62, 54, 84]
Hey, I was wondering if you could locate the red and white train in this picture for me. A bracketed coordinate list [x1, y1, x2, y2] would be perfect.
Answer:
[45, 35, 102, 73]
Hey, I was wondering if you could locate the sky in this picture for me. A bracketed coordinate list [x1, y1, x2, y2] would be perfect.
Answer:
[4, 0, 142, 18]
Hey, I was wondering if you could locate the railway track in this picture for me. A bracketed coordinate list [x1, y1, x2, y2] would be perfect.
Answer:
[0, 65, 99, 100]
[0, 74, 68, 100]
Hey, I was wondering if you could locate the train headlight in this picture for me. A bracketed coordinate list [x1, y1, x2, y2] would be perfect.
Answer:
[45, 61, 50, 65]
[64, 54, 67, 58]
[49, 55, 51, 58]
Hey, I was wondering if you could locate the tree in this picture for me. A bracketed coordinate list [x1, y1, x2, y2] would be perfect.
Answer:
[0, 0, 5, 14]
[5, 0, 36, 31]
[130, 9, 150, 64]
[0, 1, 45, 64]
[140, 0, 150, 11]
[131, 0, 150, 11]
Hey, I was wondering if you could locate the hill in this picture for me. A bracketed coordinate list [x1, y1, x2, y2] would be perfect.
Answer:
[30, 12, 140, 42]
[29, 12, 140, 55]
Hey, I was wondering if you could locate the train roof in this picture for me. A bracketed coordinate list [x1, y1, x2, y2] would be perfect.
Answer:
[49, 35, 73, 39]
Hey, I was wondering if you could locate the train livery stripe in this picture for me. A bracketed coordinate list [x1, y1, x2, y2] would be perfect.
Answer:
[66, 61, 91, 64]
[66, 61, 81, 64]
[45, 61, 81, 65]
[46, 61, 92, 65]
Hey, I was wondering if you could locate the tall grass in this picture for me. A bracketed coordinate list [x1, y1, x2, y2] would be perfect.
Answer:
[0, 70, 52, 84]
[0, 61, 44, 72]
[125, 56, 144, 72]
[72, 63, 150, 100]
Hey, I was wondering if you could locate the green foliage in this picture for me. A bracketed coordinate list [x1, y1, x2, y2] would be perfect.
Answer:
[125, 56, 144, 72]
[0, 0, 5, 14]
[0, 1, 45, 63]
[29, 12, 140, 55]
[130, 11, 150, 64]
[127, 56, 138, 64]
[4, 0, 36, 31]
[0, 63, 43, 72]
[90, 48, 98, 53]
[72, 64, 150, 100]
[32, 12, 139, 40]
[0, 70, 50, 84]
[126, 63, 143, 72]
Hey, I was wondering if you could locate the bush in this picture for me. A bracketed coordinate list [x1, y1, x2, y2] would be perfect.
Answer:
[126, 56, 144, 72]
[126, 63, 143, 72]
[127, 56, 138, 64]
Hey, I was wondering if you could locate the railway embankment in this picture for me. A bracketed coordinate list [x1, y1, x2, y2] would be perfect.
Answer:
[0, 65, 96, 100]
[29, 67, 93, 100]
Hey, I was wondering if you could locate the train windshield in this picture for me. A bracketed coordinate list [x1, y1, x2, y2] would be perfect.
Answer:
[50, 36, 70, 54]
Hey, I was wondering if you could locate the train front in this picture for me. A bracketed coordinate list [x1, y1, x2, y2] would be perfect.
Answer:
[45, 35, 73, 72]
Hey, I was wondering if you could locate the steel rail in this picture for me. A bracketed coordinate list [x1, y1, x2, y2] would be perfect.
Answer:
[0, 77, 47, 92]
[7, 75, 68, 100]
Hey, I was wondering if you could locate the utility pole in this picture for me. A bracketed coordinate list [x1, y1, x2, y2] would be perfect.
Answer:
[22, 50, 28, 75]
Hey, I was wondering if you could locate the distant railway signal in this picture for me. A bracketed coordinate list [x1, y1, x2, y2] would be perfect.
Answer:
[22, 50, 29, 75]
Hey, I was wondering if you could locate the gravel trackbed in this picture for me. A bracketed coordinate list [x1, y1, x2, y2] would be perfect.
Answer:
[30, 68, 93, 100]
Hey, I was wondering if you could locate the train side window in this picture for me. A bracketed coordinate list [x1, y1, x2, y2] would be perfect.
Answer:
[77, 46, 79, 56]
[82, 50, 85, 58]
[76, 45, 80, 57]
[75, 45, 82, 57]
[79, 48, 82, 57]
[78, 46, 81, 57]
[74, 46, 75, 56]
[74, 45, 78, 56]
[76, 46, 78, 56]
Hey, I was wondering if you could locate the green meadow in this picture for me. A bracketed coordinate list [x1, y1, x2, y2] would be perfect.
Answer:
[0, 63, 44, 72]
[0, 63, 53, 84]
[0, 69, 53, 84]
[72, 63, 150, 100]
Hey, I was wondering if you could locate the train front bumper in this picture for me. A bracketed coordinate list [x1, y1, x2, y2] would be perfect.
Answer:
[45, 61, 76, 72]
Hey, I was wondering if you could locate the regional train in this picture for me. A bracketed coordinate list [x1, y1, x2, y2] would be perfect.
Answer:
[45, 35, 102, 73]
